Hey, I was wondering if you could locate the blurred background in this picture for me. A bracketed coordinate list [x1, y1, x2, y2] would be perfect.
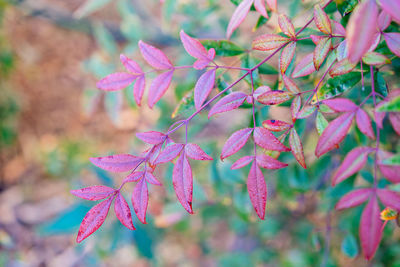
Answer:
[1, 0, 400, 266]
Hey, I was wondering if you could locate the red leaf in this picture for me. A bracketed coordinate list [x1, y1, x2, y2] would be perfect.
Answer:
[194, 68, 216, 110]
[145, 171, 162, 185]
[322, 98, 358, 112]
[136, 131, 166, 145]
[289, 128, 306, 168]
[148, 70, 174, 108]
[356, 108, 375, 139]
[377, 189, 400, 211]
[292, 53, 316, 78]
[208, 92, 247, 118]
[279, 42, 296, 74]
[77, 195, 115, 243]
[380, 0, 400, 24]
[90, 154, 143, 173]
[278, 14, 295, 37]
[315, 112, 355, 157]
[383, 32, 400, 57]
[247, 161, 267, 219]
[252, 34, 289, 51]
[123, 171, 145, 183]
[173, 153, 193, 214]
[389, 113, 400, 135]
[138, 40, 173, 70]
[97, 73, 136, 91]
[226, 0, 253, 39]
[120, 54, 143, 75]
[335, 188, 373, 210]
[132, 178, 149, 224]
[360, 196, 383, 261]
[254, 0, 268, 18]
[256, 154, 288, 169]
[185, 143, 213, 161]
[231, 156, 254, 170]
[332, 147, 372, 186]
[221, 128, 253, 160]
[262, 119, 291, 132]
[133, 75, 145, 106]
[378, 10, 391, 31]
[257, 90, 293, 105]
[180, 30, 210, 60]
[346, 0, 378, 63]
[282, 73, 301, 94]
[314, 4, 332, 34]
[253, 127, 290, 151]
[154, 143, 184, 164]
[114, 192, 135, 230]
[313, 37, 331, 70]
[71, 186, 116, 201]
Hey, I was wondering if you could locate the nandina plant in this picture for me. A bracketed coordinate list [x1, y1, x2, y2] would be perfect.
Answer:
[72, 0, 400, 261]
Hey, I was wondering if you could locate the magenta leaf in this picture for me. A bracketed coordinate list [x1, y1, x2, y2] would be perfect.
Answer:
[193, 59, 210, 70]
[380, 0, 400, 24]
[247, 86, 271, 104]
[145, 171, 162, 185]
[346, 0, 378, 63]
[180, 30, 211, 61]
[256, 154, 288, 169]
[278, 14, 295, 38]
[315, 112, 355, 157]
[97, 73, 136, 91]
[289, 128, 306, 169]
[247, 161, 267, 220]
[148, 70, 174, 108]
[221, 128, 253, 160]
[194, 68, 216, 110]
[226, 0, 253, 39]
[185, 143, 213, 161]
[291, 96, 301, 120]
[136, 131, 166, 145]
[173, 152, 193, 214]
[279, 42, 296, 74]
[71, 186, 116, 201]
[359, 196, 383, 261]
[76, 195, 115, 243]
[378, 10, 391, 31]
[262, 119, 291, 132]
[377, 150, 400, 183]
[292, 53, 316, 78]
[313, 37, 331, 70]
[322, 98, 358, 113]
[154, 143, 184, 164]
[90, 154, 143, 173]
[389, 113, 400, 135]
[132, 178, 149, 224]
[231, 155, 254, 170]
[254, 0, 268, 18]
[314, 4, 332, 34]
[138, 40, 173, 70]
[356, 108, 375, 139]
[133, 75, 145, 106]
[120, 54, 143, 75]
[208, 92, 247, 118]
[377, 189, 400, 211]
[123, 171, 145, 183]
[114, 192, 135, 230]
[332, 20, 346, 36]
[253, 127, 290, 152]
[332, 147, 372, 186]
[282, 74, 301, 94]
[335, 188, 373, 210]
[257, 90, 293, 105]
[383, 32, 400, 57]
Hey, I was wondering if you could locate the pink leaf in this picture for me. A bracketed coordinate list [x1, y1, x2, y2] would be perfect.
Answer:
[356, 108, 375, 139]
[194, 68, 216, 110]
[221, 128, 253, 160]
[77, 195, 115, 243]
[254, 0, 268, 18]
[360, 196, 383, 261]
[314, 4, 332, 34]
[332, 20, 346, 36]
[114, 192, 135, 230]
[380, 0, 400, 24]
[185, 143, 213, 161]
[226, 0, 254, 39]
[138, 40, 173, 70]
[310, 34, 325, 45]
[279, 42, 296, 73]
[336, 40, 348, 61]
[383, 32, 400, 57]
[71, 186, 116, 201]
[377, 189, 400, 211]
[256, 154, 288, 169]
[377, 150, 400, 183]
[208, 92, 247, 118]
[120, 54, 143, 74]
[133, 75, 146, 106]
[147, 143, 163, 166]
[389, 113, 400, 135]
[322, 98, 358, 112]
[231, 156, 254, 170]
[252, 34, 289, 51]
[313, 37, 331, 70]
[289, 128, 306, 168]
[329, 59, 356, 77]
[266, 0, 277, 11]
[246, 86, 271, 104]
[90, 154, 143, 173]
[148, 70, 174, 108]
[173, 153, 193, 214]
[193, 59, 210, 70]
[378, 10, 391, 31]
[154, 143, 184, 164]
[335, 188, 373, 210]
[291, 95, 301, 120]
[145, 171, 162, 186]
[132, 178, 149, 224]
[247, 161, 267, 220]
[332, 147, 372, 186]
[262, 119, 291, 132]
[180, 30, 212, 63]
[315, 112, 355, 157]
[278, 14, 295, 37]
[253, 127, 290, 151]
[123, 171, 145, 183]
[346, 0, 378, 63]
[257, 90, 293, 105]
[282, 74, 301, 94]
[292, 53, 316, 78]
[97, 73, 136, 91]
[136, 131, 166, 145]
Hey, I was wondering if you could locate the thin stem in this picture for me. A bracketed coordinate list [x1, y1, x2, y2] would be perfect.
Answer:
[370, 65, 380, 189]
[304, 60, 336, 106]
[250, 71, 258, 157]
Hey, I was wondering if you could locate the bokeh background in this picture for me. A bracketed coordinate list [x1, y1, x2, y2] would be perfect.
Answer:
[1, 0, 400, 266]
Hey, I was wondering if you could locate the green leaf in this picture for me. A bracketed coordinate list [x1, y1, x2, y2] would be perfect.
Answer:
[316, 111, 328, 135]
[382, 154, 400, 165]
[335, 0, 358, 17]
[341, 233, 358, 258]
[74, 0, 112, 18]
[253, 15, 268, 31]
[374, 71, 388, 97]
[377, 96, 400, 112]
[201, 40, 246, 57]
[171, 91, 195, 119]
